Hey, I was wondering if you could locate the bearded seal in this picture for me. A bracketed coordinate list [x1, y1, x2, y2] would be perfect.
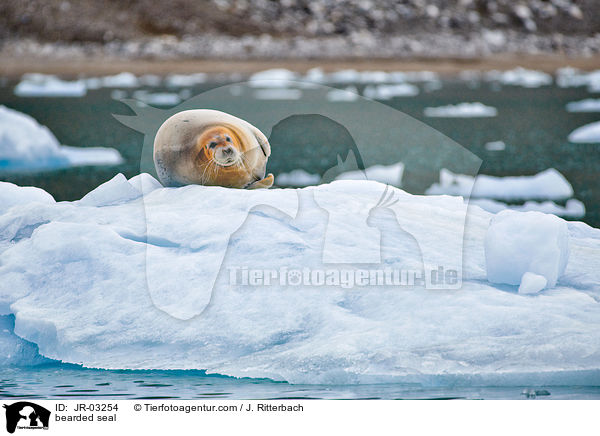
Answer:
[153, 109, 273, 189]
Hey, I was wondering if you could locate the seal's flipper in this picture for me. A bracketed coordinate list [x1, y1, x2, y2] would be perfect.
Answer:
[246, 173, 274, 189]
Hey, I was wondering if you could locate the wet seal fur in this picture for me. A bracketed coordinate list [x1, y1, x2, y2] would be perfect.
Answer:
[153, 109, 273, 189]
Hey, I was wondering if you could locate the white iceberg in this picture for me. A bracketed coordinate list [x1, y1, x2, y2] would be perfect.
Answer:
[568, 122, 600, 143]
[566, 99, 600, 113]
[485, 68, 552, 88]
[1, 175, 598, 384]
[427, 168, 573, 201]
[0, 106, 123, 172]
[14, 74, 87, 97]
[276, 169, 321, 187]
[336, 162, 405, 186]
[485, 210, 569, 288]
[471, 198, 585, 219]
[363, 83, 419, 100]
[424, 102, 497, 118]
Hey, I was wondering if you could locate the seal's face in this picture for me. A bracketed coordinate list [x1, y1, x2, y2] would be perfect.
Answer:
[199, 126, 242, 167]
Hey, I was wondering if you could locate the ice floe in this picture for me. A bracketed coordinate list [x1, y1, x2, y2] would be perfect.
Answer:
[0, 106, 123, 172]
[566, 99, 600, 113]
[14, 74, 87, 97]
[0, 175, 598, 384]
[484, 140, 506, 151]
[471, 198, 585, 219]
[275, 169, 321, 187]
[426, 168, 573, 200]
[485, 68, 552, 88]
[363, 83, 419, 100]
[556, 68, 600, 92]
[568, 121, 600, 143]
[424, 102, 497, 118]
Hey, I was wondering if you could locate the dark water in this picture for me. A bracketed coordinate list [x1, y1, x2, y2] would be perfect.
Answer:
[0, 79, 598, 226]
[1, 366, 599, 400]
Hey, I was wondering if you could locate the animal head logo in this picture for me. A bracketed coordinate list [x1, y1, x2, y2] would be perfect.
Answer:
[113, 80, 481, 319]
[3, 402, 50, 433]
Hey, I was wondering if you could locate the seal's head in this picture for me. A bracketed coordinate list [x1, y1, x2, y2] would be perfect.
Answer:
[153, 109, 274, 189]
[198, 126, 242, 167]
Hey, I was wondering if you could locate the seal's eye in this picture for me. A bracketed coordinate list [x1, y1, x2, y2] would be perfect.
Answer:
[225, 136, 232, 142]
[208, 141, 217, 149]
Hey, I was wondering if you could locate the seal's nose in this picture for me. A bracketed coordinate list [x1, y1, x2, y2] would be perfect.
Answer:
[222, 146, 234, 155]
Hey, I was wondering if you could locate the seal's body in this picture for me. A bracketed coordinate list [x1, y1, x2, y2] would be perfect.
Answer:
[153, 109, 273, 189]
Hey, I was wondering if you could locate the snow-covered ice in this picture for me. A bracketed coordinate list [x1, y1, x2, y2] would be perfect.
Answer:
[485, 210, 569, 288]
[276, 169, 321, 187]
[424, 102, 497, 118]
[14, 74, 87, 97]
[568, 122, 600, 143]
[363, 84, 419, 100]
[0, 175, 598, 384]
[427, 168, 573, 200]
[0, 106, 123, 172]
[566, 99, 600, 113]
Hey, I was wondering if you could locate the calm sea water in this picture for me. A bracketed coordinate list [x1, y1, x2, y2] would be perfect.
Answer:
[0, 77, 598, 399]
[1, 366, 600, 400]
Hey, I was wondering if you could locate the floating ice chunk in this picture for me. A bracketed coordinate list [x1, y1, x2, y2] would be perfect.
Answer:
[363, 83, 419, 100]
[276, 169, 321, 187]
[566, 99, 600, 112]
[253, 89, 302, 100]
[485, 210, 570, 287]
[326, 86, 359, 102]
[1, 179, 600, 382]
[484, 141, 506, 151]
[248, 69, 299, 87]
[128, 173, 163, 195]
[568, 121, 600, 143]
[139, 74, 162, 87]
[427, 168, 573, 201]
[485, 68, 552, 88]
[424, 102, 497, 118]
[0, 106, 123, 171]
[78, 173, 142, 206]
[336, 162, 404, 186]
[304, 67, 326, 83]
[132, 90, 181, 106]
[14, 74, 87, 97]
[101, 72, 139, 88]
[518, 272, 548, 295]
[471, 198, 585, 219]
[165, 73, 207, 87]
[0, 182, 55, 214]
[556, 68, 600, 92]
